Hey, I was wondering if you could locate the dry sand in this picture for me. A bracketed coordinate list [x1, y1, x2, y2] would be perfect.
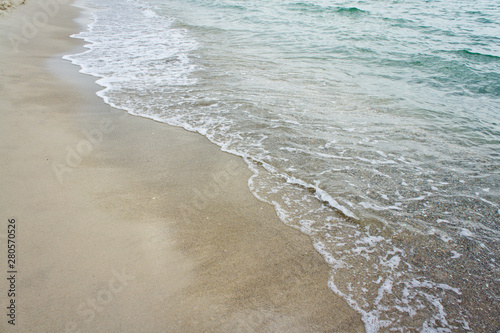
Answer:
[0, 1, 365, 332]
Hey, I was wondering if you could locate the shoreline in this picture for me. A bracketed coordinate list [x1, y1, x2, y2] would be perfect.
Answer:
[0, 1, 365, 332]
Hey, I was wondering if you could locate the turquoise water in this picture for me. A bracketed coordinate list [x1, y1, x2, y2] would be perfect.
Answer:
[66, 0, 500, 331]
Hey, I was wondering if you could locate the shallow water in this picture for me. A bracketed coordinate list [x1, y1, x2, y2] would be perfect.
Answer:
[66, 0, 500, 331]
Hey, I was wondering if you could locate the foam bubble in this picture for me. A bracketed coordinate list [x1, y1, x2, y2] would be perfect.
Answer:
[460, 228, 473, 237]
[143, 9, 158, 18]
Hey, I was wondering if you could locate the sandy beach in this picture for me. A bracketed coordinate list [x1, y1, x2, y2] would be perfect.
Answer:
[0, 1, 365, 332]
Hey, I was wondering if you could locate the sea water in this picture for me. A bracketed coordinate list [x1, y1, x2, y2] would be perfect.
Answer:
[64, 0, 500, 331]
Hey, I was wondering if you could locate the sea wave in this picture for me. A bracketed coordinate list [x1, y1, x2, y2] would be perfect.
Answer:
[64, 0, 500, 331]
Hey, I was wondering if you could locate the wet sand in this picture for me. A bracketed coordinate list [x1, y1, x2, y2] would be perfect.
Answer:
[0, 1, 365, 332]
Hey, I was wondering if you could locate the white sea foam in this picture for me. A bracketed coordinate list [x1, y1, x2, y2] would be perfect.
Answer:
[63, 0, 498, 331]
[143, 9, 157, 18]
[460, 228, 473, 237]
[359, 201, 402, 211]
